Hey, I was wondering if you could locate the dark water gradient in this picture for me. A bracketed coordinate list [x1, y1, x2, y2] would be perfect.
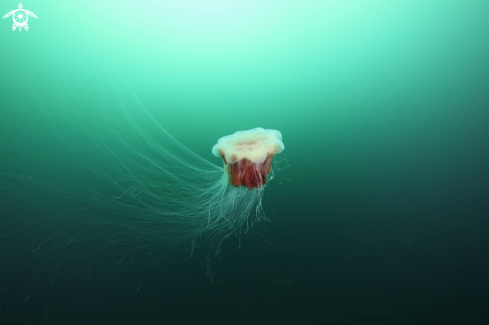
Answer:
[1, 0, 489, 324]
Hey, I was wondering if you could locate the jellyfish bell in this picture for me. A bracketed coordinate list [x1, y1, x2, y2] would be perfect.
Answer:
[212, 128, 284, 189]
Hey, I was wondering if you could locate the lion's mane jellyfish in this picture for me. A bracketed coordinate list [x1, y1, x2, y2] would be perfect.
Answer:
[181, 128, 285, 261]
[212, 128, 284, 190]
[0, 82, 286, 289]
[0, 79, 287, 318]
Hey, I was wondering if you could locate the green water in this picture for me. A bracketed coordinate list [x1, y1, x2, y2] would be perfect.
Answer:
[1, 1, 489, 323]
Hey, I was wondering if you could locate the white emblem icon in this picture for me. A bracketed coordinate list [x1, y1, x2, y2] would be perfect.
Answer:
[3, 3, 37, 32]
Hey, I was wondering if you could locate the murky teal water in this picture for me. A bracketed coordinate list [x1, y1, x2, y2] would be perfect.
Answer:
[1, 1, 489, 324]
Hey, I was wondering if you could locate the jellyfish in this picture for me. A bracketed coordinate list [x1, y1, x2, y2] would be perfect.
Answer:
[0, 81, 285, 291]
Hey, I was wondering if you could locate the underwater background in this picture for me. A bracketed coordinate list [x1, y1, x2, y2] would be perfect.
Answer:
[1, 0, 489, 324]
